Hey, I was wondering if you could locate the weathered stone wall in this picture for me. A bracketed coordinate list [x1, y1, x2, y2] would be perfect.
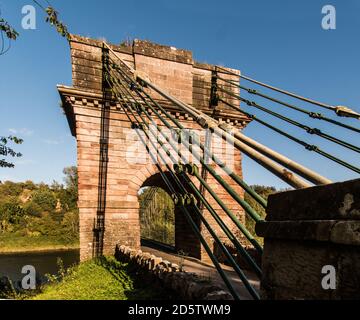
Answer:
[256, 178, 360, 300]
[69, 34, 248, 125]
[59, 35, 250, 262]
[115, 245, 233, 300]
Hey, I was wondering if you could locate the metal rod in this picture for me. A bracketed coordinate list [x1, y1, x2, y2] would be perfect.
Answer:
[223, 128, 332, 185]
[180, 169, 263, 277]
[107, 57, 267, 206]
[190, 165, 263, 253]
[108, 77, 242, 300]
[217, 75, 360, 134]
[119, 93, 248, 300]
[216, 66, 360, 119]
[218, 96, 360, 175]
[217, 85, 360, 154]
[106, 64, 265, 222]
[104, 42, 319, 188]
[106, 68, 264, 225]
[137, 76, 313, 189]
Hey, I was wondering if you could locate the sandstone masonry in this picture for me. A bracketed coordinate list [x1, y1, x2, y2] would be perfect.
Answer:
[59, 34, 250, 262]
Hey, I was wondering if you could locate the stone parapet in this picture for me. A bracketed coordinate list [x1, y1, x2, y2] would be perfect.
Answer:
[256, 178, 360, 300]
[115, 245, 233, 300]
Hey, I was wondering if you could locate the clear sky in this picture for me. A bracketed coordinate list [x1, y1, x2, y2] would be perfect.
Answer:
[1, 0, 359, 188]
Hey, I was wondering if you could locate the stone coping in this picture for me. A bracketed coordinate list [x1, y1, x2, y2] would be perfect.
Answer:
[266, 178, 360, 221]
[256, 220, 360, 245]
[69, 34, 240, 73]
[115, 245, 233, 300]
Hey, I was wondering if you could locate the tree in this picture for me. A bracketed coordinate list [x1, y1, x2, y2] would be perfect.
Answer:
[0, 18, 18, 40]
[1, 1, 70, 57]
[23, 201, 43, 218]
[0, 13, 19, 56]
[0, 181, 23, 197]
[0, 136, 23, 168]
[139, 187, 175, 245]
[21, 180, 36, 191]
[60, 211, 79, 243]
[0, 197, 25, 232]
[63, 166, 78, 191]
[44, 6, 70, 40]
[62, 166, 78, 210]
[31, 187, 57, 213]
[244, 185, 278, 244]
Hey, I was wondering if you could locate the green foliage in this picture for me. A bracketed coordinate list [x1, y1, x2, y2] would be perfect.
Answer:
[0, 181, 23, 197]
[0, 135, 23, 168]
[0, 18, 19, 40]
[22, 180, 37, 190]
[0, 197, 25, 232]
[0, 233, 78, 253]
[63, 166, 78, 190]
[28, 212, 57, 236]
[61, 166, 78, 210]
[32, 188, 57, 212]
[244, 185, 278, 244]
[33, 256, 171, 300]
[139, 187, 175, 246]
[23, 201, 43, 217]
[0, 167, 79, 250]
[45, 258, 67, 284]
[1, 2, 70, 57]
[59, 211, 79, 243]
[44, 7, 70, 40]
[0, 276, 19, 299]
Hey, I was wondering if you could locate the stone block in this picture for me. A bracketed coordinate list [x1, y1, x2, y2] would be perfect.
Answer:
[259, 179, 360, 300]
[266, 179, 360, 221]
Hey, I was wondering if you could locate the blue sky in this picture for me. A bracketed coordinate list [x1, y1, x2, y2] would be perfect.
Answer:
[0, 0, 359, 188]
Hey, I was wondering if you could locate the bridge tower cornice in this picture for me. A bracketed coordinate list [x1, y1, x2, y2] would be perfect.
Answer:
[60, 34, 251, 133]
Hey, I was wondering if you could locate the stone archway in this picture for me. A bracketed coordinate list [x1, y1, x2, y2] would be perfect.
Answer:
[139, 171, 202, 259]
[139, 186, 175, 247]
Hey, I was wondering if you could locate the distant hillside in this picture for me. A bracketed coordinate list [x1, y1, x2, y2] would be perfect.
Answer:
[244, 185, 290, 243]
[0, 167, 79, 252]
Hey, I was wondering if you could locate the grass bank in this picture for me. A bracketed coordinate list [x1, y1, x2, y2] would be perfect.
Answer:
[32, 256, 171, 300]
[0, 233, 79, 254]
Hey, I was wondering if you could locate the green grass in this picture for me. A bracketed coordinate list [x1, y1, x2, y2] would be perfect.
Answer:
[0, 233, 79, 253]
[32, 256, 171, 300]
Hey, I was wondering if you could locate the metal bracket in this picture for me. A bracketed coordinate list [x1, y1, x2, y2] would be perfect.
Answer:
[335, 106, 360, 119]
[210, 70, 219, 109]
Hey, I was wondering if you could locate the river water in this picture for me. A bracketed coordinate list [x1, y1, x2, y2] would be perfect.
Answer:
[0, 250, 80, 288]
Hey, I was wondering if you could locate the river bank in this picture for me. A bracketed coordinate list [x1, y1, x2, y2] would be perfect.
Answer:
[0, 234, 79, 254]
[0, 248, 80, 296]
[32, 256, 172, 300]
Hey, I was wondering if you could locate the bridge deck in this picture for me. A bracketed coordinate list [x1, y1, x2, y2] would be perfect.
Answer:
[141, 245, 260, 300]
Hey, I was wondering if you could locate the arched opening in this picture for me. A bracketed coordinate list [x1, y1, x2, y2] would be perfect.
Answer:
[138, 170, 202, 259]
[138, 186, 175, 247]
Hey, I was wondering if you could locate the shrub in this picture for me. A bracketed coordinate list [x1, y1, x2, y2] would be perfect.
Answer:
[31, 188, 57, 212]
[23, 201, 43, 218]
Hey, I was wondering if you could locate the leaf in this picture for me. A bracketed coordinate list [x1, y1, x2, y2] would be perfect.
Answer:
[44, 6, 70, 40]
